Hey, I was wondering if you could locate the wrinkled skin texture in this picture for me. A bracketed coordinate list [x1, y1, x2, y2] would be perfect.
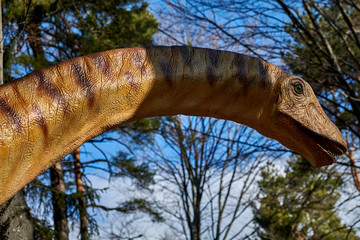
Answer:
[0, 46, 346, 204]
[259, 76, 347, 167]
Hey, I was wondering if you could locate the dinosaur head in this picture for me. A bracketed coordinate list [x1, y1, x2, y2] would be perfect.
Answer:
[261, 75, 347, 167]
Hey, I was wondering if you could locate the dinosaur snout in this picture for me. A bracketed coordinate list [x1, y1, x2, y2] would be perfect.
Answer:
[304, 103, 347, 166]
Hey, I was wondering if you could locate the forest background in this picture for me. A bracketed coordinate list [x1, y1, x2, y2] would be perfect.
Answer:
[0, 0, 360, 240]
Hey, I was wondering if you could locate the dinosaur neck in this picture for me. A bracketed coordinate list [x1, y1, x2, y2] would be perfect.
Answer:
[0, 46, 284, 204]
[130, 47, 283, 128]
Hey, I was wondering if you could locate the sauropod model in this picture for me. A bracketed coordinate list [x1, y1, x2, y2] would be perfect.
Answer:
[0, 46, 346, 204]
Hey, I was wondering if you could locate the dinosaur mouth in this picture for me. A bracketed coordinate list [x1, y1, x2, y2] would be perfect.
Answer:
[300, 124, 347, 166]
[317, 142, 344, 163]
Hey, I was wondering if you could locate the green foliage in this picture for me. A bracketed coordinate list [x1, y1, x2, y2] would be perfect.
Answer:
[119, 198, 163, 222]
[282, 2, 360, 85]
[277, 4, 360, 238]
[117, 117, 162, 144]
[112, 151, 155, 188]
[253, 156, 359, 240]
[3, 0, 158, 80]
[4, 0, 159, 237]
[281, 1, 360, 129]
[33, 217, 54, 240]
[75, 1, 158, 54]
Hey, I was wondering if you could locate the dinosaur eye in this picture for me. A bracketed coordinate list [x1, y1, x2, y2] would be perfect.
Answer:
[294, 84, 303, 94]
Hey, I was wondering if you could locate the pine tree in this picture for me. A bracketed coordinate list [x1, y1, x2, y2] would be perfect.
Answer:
[278, 0, 360, 190]
[253, 156, 359, 240]
[2, 0, 159, 238]
[3, 0, 158, 80]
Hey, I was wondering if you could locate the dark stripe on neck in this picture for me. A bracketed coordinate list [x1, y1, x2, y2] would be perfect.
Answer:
[134, 51, 147, 76]
[0, 97, 22, 128]
[233, 54, 250, 84]
[32, 104, 48, 141]
[33, 70, 67, 109]
[179, 46, 193, 69]
[89, 53, 113, 82]
[124, 72, 139, 92]
[258, 60, 269, 88]
[71, 61, 95, 107]
[160, 62, 173, 87]
[208, 49, 219, 68]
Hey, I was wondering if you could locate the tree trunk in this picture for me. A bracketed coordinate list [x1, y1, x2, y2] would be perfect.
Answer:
[0, 190, 34, 239]
[50, 162, 69, 240]
[73, 147, 89, 240]
[0, 3, 34, 238]
[192, 186, 201, 240]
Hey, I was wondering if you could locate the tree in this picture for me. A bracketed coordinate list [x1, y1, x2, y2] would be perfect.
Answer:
[275, 0, 360, 187]
[118, 116, 284, 240]
[156, 0, 360, 234]
[0, 1, 34, 237]
[2, 0, 158, 238]
[155, 0, 359, 149]
[0, 190, 34, 239]
[254, 156, 359, 239]
[3, 0, 157, 79]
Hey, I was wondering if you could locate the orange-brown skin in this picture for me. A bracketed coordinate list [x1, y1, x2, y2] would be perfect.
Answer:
[0, 46, 346, 204]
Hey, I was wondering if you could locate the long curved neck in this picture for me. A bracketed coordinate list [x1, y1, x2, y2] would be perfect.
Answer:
[0, 46, 284, 204]
[133, 47, 283, 126]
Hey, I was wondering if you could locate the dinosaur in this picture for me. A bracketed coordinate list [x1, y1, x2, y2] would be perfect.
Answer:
[0, 46, 346, 204]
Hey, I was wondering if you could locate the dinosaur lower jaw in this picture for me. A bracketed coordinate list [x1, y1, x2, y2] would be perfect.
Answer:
[315, 142, 342, 166]
[299, 124, 347, 167]
[270, 112, 347, 167]
[318, 142, 344, 158]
